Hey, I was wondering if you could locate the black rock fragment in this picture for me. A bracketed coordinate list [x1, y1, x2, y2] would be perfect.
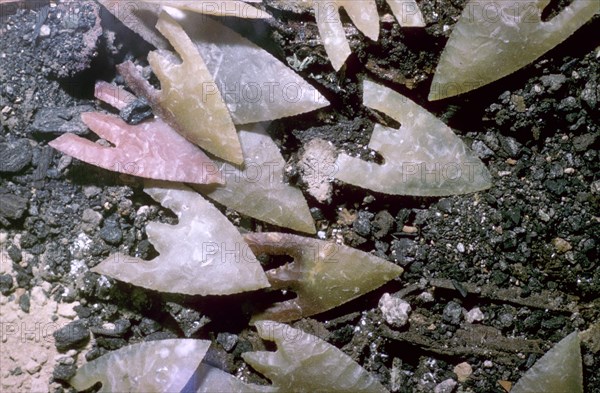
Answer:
[165, 301, 210, 338]
[96, 337, 127, 350]
[571, 133, 597, 152]
[19, 293, 30, 313]
[372, 210, 394, 238]
[52, 363, 77, 382]
[544, 179, 568, 196]
[120, 97, 153, 125]
[0, 274, 14, 295]
[7, 245, 22, 263]
[19, 233, 38, 249]
[499, 135, 522, 158]
[0, 139, 33, 173]
[442, 301, 463, 325]
[353, 210, 374, 237]
[30, 106, 93, 135]
[139, 317, 161, 336]
[99, 221, 123, 245]
[53, 320, 90, 351]
[390, 238, 418, 266]
[437, 198, 454, 214]
[0, 193, 28, 221]
[217, 332, 239, 352]
[471, 140, 494, 159]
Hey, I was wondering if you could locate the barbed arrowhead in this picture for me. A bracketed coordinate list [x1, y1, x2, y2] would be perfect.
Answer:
[429, 0, 598, 100]
[93, 182, 270, 296]
[335, 80, 492, 196]
[69, 339, 210, 392]
[245, 232, 402, 322]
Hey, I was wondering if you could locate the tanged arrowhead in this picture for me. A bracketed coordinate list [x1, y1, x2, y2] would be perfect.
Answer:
[244, 232, 403, 322]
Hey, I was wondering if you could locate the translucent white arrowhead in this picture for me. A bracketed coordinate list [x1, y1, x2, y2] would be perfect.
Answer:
[335, 80, 492, 196]
[193, 364, 277, 393]
[243, 321, 389, 393]
[429, 0, 598, 100]
[386, 0, 425, 27]
[69, 339, 210, 393]
[312, 0, 379, 71]
[167, 9, 330, 124]
[99, 0, 269, 50]
[294, 0, 423, 71]
[140, 0, 271, 19]
[93, 182, 270, 296]
[99, 2, 329, 123]
[511, 331, 583, 393]
[194, 123, 316, 234]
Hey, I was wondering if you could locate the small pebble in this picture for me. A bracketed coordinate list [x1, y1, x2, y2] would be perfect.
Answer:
[379, 293, 412, 328]
[217, 332, 239, 352]
[540, 74, 566, 92]
[590, 180, 600, 195]
[363, 195, 375, 204]
[83, 186, 102, 198]
[416, 291, 434, 303]
[538, 210, 551, 222]
[25, 359, 41, 375]
[434, 378, 457, 393]
[465, 307, 485, 323]
[552, 237, 572, 253]
[81, 208, 102, 225]
[402, 225, 418, 234]
[453, 362, 472, 382]
[442, 301, 463, 325]
[39, 24, 51, 37]
[56, 155, 72, 172]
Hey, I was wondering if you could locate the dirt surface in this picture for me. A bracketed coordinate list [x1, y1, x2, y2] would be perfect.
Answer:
[0, 1, 599, 392]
